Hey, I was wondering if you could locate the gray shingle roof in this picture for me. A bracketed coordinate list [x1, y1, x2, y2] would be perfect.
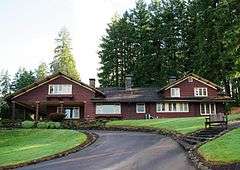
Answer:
[93, 87, 162, 102]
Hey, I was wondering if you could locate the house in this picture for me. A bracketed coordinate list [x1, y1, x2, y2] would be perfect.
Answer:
[6, 72, 232, 121]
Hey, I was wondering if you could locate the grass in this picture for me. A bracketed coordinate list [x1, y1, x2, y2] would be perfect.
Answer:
[0, 129, 87, 166]
[106, 113, 240, 134]
[198, 128, 240, 164]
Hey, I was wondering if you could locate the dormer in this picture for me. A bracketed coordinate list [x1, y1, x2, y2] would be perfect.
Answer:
[159, 73, 222, 98]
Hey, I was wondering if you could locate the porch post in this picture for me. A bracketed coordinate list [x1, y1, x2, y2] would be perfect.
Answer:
[12, 101, 16, 121]
[23, 108, 26, 120]
[35, 101, 40, 122]
[60, 101, 64, 114]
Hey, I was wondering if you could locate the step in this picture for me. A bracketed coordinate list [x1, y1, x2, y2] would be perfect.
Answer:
[182, 138, 200, 145]
[185, 136, 211, 142]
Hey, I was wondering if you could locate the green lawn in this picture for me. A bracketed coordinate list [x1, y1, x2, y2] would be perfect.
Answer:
[0, 129, 87, 166]
[198, 128, 240, 164]
[106, 114, 240, 134]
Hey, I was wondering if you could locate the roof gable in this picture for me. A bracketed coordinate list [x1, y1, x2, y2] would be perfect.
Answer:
[7, 72, 104, 100]
[160, 73, 222, 91]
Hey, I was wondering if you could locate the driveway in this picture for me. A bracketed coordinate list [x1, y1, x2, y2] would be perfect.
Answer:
[18, 131, 195, 170]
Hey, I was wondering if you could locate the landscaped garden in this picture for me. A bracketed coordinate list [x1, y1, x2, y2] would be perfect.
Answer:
[0, 129, 87, 166]
[106, 114, 240, 134]
[198, 128, 240, 164]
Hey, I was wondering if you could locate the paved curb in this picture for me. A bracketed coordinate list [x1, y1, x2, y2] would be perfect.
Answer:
[0, 131, 98, 170]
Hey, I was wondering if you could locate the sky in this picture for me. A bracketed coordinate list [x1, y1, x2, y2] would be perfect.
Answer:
[0, 0, 139, 85]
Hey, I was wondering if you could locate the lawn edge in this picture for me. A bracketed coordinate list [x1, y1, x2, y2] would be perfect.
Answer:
[0, 130, 98, 170]
[189, 127, 240, 170]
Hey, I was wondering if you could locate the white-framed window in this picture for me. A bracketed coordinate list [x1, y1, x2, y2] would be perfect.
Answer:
[170, 88, 180, 97]
[136, 103, 146, 113]
[96, 104, 121, 115]
[156, 103, 189, 112]
[194, 87, 208, 97]
[57, 107, 80, 119]
[49, 84, 72, 95]
[200, 103, 216, 115]
[156, 103, 165, 112]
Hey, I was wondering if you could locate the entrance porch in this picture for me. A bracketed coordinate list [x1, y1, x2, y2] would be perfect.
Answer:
[10, 100, 86, 121]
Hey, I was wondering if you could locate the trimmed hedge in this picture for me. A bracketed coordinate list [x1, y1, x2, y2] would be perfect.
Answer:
[37, 121, 61, 129]
[22, 121, 35, 128]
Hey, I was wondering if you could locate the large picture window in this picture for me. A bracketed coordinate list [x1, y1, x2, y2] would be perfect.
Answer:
[194, 88, 208, 97]
[96, 104, 121, 115]
[200, 103, 216, 115]
[49, 84, 72, 95]
[156, 103, 189, 112]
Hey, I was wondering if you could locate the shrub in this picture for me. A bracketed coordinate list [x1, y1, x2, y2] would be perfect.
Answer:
[48, 121, 61, 129]
[48, 113, 65, 122]
[37, 122, 49, 129]
[22, 121, 35, 128]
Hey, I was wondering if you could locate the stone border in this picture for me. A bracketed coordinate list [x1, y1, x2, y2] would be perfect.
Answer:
[177, 126, 240, 170]
[0, 131, 98, 170]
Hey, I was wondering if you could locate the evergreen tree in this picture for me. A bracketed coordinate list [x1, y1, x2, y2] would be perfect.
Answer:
[36, 62, 48, 80]
[50, 27, 80, 80]
[11, 68, 36, 91]
[0, 70, 11, 96]
[98, 0, 240, 101]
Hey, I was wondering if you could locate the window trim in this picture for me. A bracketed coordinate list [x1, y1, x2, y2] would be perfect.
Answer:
[48, 84, 72, 95]
[156, 103, 189, 113]
[200, 103, 216, 115]
[96, 103, 121, 115]
[194, 87, 208, 97]
[136, 103, 146, 113]
[170, 88, 180, 97]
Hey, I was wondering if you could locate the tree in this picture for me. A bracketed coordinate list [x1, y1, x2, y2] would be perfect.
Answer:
[50, 27, 80, 80]
[0, 70, 11, 96]
[98, 0, 240, 100]
[11, 68, 36, 92]
[36, 62, 48, 80]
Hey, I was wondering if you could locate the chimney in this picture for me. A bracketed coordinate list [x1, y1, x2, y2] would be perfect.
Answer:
[89, 78, 95, 88]
[125, 74, 133, 90]
[168, 76, 176, 84]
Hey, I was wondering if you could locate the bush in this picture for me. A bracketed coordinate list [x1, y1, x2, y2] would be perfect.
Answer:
[48, 113, 65, 122]
[22, 121, 35, 128]
[37, 122, 49, 129]
[48, 121, 61, 129]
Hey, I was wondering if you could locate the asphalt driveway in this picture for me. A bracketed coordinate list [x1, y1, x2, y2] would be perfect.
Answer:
[18, 131, 195, 170]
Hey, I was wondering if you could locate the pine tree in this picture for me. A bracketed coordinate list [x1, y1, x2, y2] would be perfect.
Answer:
[36, 62, 48, 80]
[50, 27, 80, 80]
[11, 68, 36, 91]
[0, 70, 11, 96]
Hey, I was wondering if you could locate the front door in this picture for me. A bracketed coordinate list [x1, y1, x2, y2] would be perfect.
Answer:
[200, 103, 216, 115]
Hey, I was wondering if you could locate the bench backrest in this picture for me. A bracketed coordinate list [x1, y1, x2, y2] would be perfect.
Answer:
[209, 113, 225, 122]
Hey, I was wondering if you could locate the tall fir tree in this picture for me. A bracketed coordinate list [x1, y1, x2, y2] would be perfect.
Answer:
[11, 68, 36, 92]
[0, 70, 11, 96]
[36, 62, 48, 80]
[98, 0, 240, 104]
[50, 27, 80, 80]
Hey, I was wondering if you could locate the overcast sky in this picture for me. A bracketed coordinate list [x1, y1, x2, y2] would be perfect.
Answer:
[0, 0, 140, 85]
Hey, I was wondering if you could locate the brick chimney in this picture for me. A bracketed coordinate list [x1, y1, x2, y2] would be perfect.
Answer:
[169, 76, 177, 84]
[125, 74, 133, 90]
[89, 78, 95, 88]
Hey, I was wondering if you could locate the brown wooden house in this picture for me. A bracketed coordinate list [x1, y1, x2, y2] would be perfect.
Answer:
[6, 72, 232, 121]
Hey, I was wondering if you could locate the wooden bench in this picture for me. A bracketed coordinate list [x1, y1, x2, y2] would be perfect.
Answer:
[205, 113, 228, 129]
